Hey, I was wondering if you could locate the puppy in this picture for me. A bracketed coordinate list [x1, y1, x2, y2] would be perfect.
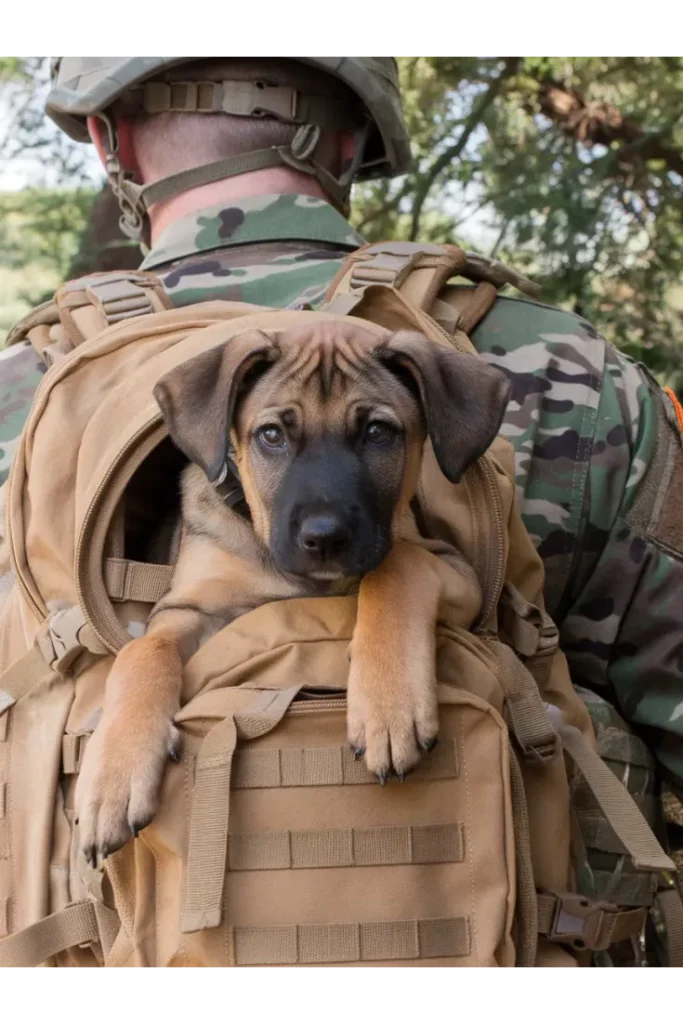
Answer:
[76, 321, 510, 864]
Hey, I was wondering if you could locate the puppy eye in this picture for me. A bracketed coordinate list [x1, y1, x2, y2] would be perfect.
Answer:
[257, 424, 287, 449]
[364, 421, 396, 445]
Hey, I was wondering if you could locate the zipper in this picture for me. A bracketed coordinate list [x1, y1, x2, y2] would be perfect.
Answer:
[75, 415, 164, 651]
[289, 694, 347, 714]
[7, 447, 44, 621]
[8, 326, 171, 625]
[473, 455, 506, 631]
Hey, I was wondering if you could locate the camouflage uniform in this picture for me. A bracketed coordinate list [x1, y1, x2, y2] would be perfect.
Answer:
[1, 193, 681, 816]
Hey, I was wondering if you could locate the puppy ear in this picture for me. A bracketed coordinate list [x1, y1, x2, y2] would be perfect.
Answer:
[153, 329, 278, 481]
[377, 330, 511, 483]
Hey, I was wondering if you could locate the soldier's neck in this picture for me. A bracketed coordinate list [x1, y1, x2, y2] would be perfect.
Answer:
[148, 167, 330, 245]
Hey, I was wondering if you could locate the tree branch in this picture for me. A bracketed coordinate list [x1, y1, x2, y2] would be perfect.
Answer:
[533, 77, 683, 180]
[408, 58, 521, 240]
[488, 217, 511, 259]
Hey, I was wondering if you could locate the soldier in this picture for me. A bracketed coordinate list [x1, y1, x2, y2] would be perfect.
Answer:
[3, 58, 683, 921]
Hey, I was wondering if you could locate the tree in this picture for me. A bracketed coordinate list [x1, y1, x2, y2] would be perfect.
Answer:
[1, 58, 681, 393]
[352, 58, 683, 391]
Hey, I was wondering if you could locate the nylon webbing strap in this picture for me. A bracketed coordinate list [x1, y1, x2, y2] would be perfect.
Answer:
[128, 148, 291, 214]
[228, 822, 464, 871]
[322, 242, 541, 334]
[488, 639, 559, 764]
[128, 80, 358, 132]
[451, 281, 498, 335]
[0, 643, 53, 716]
[233, 916, 471, 965]
[323, 242, 469, 319]
[57, 272, 171, 340]
[499, 582, 559, 692]
[0, 899, 119, 967]
[536, 889, 646, 953]
[182, 713, 238, 933]
[656, 887, 683, 967]
[579, 811, 663, 863]
[104, 557, 173, 604]
[508, 746, 538, 966]
[182, 686, 303, 934]
[550, 711, 675, 873]
[232, 737, 458, 789]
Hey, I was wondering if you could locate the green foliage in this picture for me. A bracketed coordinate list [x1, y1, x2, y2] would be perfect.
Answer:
[0, 57, 681, 390]
[0, 188, 97, 275]
[0, 188, 97, 340]
[351, 57, 683, 392]
[0, 58, 102, 340]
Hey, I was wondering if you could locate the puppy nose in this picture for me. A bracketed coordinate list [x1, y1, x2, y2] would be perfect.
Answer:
[299, 514, 350, 559]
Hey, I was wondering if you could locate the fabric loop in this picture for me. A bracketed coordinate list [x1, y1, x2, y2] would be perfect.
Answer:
[181, 685, 304, 934]
[0, 900, 119, 967]
[546, 705, 675, 873]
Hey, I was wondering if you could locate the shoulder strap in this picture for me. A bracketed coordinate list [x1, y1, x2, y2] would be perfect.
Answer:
[0, 899, 119, 967]
[7, 270, 172, 367]
[323, 241, 540, 338]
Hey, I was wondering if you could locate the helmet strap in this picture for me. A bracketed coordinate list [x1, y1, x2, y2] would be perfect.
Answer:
[99, 111, 370, 245]
[98, 113, 150, 250]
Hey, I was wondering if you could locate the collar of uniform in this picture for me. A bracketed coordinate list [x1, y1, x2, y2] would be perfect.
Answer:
[140, 193, 365, 270]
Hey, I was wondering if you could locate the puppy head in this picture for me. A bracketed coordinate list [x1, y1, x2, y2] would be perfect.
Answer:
[154, 323, 510, 582]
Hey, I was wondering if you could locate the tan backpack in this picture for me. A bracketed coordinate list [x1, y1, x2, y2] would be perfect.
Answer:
[0, 242, 678, 967]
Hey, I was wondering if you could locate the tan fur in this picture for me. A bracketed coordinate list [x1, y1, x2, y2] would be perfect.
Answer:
[76, 323, 495, 860]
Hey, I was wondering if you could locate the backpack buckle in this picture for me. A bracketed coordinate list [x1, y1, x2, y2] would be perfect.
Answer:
[349, 242, 463, 291]
[541, 889, 646, 952]
[85, 276, 155, 325]
[37, 606, 107, 675]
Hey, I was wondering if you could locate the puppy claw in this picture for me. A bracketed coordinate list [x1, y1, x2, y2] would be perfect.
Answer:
[377, 770, 388, 787]
[76, 712, 179, 873]
[418, 735, 438, 754]
[353, 746, 365, 761]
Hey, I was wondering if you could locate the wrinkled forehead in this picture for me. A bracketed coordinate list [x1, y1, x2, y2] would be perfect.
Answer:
[239, 321, 412, 416]
[276, 320, 384, 352]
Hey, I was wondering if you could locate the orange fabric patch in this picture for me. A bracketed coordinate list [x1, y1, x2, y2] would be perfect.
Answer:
[664, 386, 683, 435]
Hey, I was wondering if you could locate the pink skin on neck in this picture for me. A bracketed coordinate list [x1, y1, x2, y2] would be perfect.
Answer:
[88, 115, 352, 246]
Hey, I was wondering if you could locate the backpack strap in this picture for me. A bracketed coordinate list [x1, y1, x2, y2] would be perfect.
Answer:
[182, 685, 305, 933]
[322, 241, 540, 337]
[7, 271, 172, 368]
[536, 889, 647, 954]
[0, 898, 119, 967]
[655, 885, 683, 967]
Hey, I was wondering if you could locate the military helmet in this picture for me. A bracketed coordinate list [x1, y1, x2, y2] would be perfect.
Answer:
[46, 57, 412, 185]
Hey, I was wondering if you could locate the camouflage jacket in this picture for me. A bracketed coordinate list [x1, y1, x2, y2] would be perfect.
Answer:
[2, 193, 683, 805]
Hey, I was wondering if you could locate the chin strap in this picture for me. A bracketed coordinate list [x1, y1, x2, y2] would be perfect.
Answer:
[100, 78, 371, 244]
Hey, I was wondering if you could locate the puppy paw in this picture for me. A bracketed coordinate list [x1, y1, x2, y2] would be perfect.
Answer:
[346, 655, 439, 782]
[75, 710, 181, 868]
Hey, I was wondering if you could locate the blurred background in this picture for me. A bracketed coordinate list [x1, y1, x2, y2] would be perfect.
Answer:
[1, 56, 682, 392]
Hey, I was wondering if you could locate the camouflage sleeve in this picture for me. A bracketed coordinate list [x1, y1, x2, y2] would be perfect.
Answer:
[475, 296, 683, 797]
[559, 349, 683, 798]
[0, 341, 45, 487]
